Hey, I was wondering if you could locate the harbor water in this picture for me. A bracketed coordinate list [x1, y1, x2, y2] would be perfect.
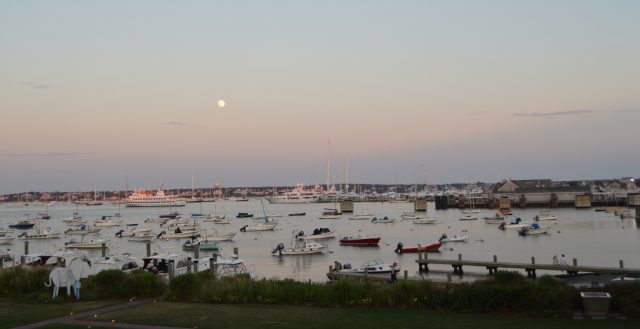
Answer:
[1, 200, 639, 283]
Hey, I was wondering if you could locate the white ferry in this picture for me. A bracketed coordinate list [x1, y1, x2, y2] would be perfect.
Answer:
[126, 188, 186, 207]
[266, 183, 321, 204]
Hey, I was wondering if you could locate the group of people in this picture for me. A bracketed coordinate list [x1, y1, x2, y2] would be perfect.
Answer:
[552, 254, 568, 266]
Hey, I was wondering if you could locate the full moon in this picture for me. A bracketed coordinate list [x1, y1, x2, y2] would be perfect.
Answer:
[217, 99, 226, 108]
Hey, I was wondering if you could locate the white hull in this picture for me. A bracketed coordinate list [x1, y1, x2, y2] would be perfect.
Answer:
[279, 246, 325, 255]
[203, 233, 235, 241]
[158, 232, 196, 239]
[441, 235, 469, 243]
[0, 236, 15, 244]
[460, 215, 478, 220]
[126, 202, 186, 207]
[413, 218, 438, 224]
[319, 215, 341, 220]
[348, 214, 375, 220]
[371, 217, 397, 223]
[128, 234, 155, 242]
[462, 209, 480, 214]
[66, 239, 109, 249]
[65, 228, 101, 236]
[241, 224, 276, 232]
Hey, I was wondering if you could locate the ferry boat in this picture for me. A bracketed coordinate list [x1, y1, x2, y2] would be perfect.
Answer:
[125, 188, 186, 207]
[266, 183, 321, 204]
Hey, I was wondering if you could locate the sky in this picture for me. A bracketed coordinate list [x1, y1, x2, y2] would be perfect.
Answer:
[1, 0, 639, 194]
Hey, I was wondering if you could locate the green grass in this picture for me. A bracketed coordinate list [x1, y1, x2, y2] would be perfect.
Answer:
[90, 302, 638, 329]
[0, 299, 119, 329]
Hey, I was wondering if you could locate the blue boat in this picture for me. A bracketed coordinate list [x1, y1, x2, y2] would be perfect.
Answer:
[9, 221, 35, 229]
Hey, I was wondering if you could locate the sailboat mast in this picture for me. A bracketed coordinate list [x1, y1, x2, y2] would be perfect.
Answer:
[326, 139, 331, 192]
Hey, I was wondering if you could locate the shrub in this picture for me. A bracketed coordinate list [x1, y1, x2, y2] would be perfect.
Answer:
[0, 267, 51, 299]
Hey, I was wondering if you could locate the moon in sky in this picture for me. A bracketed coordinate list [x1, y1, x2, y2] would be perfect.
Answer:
[217, 99, 226, 108]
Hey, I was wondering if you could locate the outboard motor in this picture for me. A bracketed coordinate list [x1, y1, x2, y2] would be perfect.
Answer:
[156, 231, 166, 239]
[271, 242, 285, 256]
[175, 227, 182, 234]
[240, 225, 247, 232]
[298, 231, 305, 237]
[313, 228, 320, 235]
[498, 222, 506, 231]
[322, 228, 330, 233]
[18, 232, 27, 238]
[439, 233, 448, 242]
[342, 263, 352, 270]
[395, 242, 404, 254]
[115, 230, 124, 237]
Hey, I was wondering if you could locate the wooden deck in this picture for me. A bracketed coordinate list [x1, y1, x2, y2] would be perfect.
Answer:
[416, 253, 640, 278]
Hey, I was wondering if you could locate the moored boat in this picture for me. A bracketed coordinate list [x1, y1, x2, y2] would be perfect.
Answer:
[518, 223, 550, 236]
[498, 217, 530, 230]
[297, 228, 336, 240]
[371, 216, 397, 223]
[413, 218, 438, 224]
[339, 235, 381, 246]
[338, 259, 397, 274]
[394, 241, 442, 254]
[438, 233, 468, 243]
[239, 223, 276, 232]
[8, 221, 35, 229]
[65, 226, 101, 236]
[272, 239, 326, 256]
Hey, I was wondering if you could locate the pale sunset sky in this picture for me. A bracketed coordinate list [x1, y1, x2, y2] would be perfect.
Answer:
[1, 1, 639, 194]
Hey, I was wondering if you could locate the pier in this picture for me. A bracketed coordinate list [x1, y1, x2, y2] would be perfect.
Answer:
[416, 253, 640, 278]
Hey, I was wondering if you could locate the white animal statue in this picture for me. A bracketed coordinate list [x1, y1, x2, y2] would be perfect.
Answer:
[44, 256, 91, 298]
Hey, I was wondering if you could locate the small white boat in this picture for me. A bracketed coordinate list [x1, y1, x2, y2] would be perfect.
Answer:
[65, 237, 109, 249]
[484, 213, 505, 224]
[157, 230, 198, 239]
[65, 226, 101, 236]
[239, 223, 276, 232]
[297, 228, 336, 240]
[518, 223, 550, 236]
[460, 214, 478, 220]
[413, 218, 439, 224]
[202, 216, 231, 224]
[338, 259, 397, 274]
[63, 214, 83, 222]
[94, 216, 123, 227]
[272, 239, 326, 256]
[438, 234, 468, 243]
[400, 212, 423, 220]
[201, 230, 236, 241]
[65, 218, 89, 226]
[371, 216, 397, 223]
[348, 213, 375, 220]
[17, 227, 61, 240]
[498, 217, 530, 230]
[0, 236, 15, 244]
[534, 212, 557, 221]
[115, 225, 152, 238]
[128, 232, 156, 242]
[462, 209, 480, 214]
[319, 208, 342, 219]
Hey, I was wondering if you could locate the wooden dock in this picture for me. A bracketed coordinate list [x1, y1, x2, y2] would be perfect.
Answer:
[416, 253, 640, 278]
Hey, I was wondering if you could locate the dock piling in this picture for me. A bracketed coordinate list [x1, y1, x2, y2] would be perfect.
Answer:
[573, 258, 578, 266]
[168, 260, 175, 279]
[493, 255, 497, 263]
[458, 254, 462, 261]
[620, 260, 624, 269]
[531, 257, 535, 265]
[447, 272, 452, 283]
[24, 241, 29, 255]
[101, 243, 106, 257]
[146, 243, 151, 257]
[186, 257, 192, 274]
[233, 247, 239, 258]
[404, 270, 408, 280]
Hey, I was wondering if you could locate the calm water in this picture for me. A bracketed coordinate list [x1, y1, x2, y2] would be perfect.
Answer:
[1, 200, 639, 282]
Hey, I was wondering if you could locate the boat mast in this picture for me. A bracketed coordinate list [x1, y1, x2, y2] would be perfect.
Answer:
[326, 139, 331, 193]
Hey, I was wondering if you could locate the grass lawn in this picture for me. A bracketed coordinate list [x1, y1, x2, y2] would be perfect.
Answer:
[0, 299, 119, 329]
[90, 302, 638, 329]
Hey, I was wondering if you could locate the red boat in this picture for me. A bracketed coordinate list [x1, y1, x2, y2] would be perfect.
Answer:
[394, 242, 442, 254]
[339, 235, 381, 246]
[499, 208, 513, 216]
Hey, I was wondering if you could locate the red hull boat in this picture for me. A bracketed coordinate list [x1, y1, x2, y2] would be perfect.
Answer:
[339, 236, 381, 246]
[395, 242, 442, 254]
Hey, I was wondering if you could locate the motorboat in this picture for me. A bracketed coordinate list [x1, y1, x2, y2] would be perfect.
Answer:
[202, 215, 231, 224]
[239, 223, 276, 232]
[499, 208, 513, 216]
[159, 211, 182, 219]
[201, 231, 235, 241]
[339, 259, 397, 274]
[498, 217, 530, 230]
[462, 209, 480, 214]
[272, 239, 326, 256]
[157, 229, 198, 239]
[0, 236, 15, 245]
[349, 213, 375, 220]
[371, 216, 397, 223]
[288, 212, 306, 217]
[94, 216, 123, 227]
[64, 226, 101, 236]
[115, 225, 152, 238]
[413, 218, 438, 224]
[400, 212, 423, 220]
[17, 227, 61, 240]
[63, 213, 83, 223]
[319, 208, 342, 219]
[339, 235, 381, 246]
[65, 219, 89, 227]
[65, 237, 109, 249]
[128, 232, 156, 242]
[236, 212, 253, 218]
[297, 228, 336, 240]
[190, 213, 212, 219]
[8, 221, 35, 229]
[534, 211, 557, 221]
[518, 223, 550, 236]
[438, 233, 468, 243]
[394, 241, 442, 254]
[459, 214, 478, 220]
[483, 212, 505, 224]
[182, 238, 220, 251]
